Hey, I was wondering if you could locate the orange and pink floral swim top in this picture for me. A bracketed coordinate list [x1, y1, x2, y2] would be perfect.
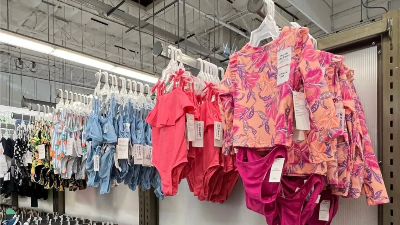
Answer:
[218, 27, 342, 155]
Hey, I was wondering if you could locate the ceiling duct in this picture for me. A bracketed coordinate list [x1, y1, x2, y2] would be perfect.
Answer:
[71, 0, 218, 58]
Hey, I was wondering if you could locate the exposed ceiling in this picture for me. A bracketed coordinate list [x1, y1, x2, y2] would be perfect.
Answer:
[0, 0, 394, 93]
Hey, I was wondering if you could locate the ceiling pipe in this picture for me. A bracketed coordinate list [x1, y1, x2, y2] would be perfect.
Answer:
[178, 0, 250, 39]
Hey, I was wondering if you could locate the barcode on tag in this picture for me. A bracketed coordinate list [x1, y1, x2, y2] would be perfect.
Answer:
[38, 144, 46, 159]
[117, 138, 129, 159]
[134, 144, 144, 165]
[335, 103, 345, 133]
[319, 200, 330, 221]
[143, 146, 153, 167]
[66, 138, 74, 156]
[268, 158, 285, 182]
[94, 155, 100, 171]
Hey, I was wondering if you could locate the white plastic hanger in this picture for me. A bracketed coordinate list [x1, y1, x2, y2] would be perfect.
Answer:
[100, 71, 110, 98]
[94, 70, 102, 97]
[137, 82, 145, 108]
[119, 77, 128, 106]
[144, 84, 153, 108]
[249, 0, 280, 46]
[56, 89, 64, 110]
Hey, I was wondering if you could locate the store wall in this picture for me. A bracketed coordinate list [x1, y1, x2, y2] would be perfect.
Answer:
[159, 46, 380, 225]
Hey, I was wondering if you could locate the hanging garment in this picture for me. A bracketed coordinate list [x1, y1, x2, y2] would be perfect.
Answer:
[219, 27, 342, 157]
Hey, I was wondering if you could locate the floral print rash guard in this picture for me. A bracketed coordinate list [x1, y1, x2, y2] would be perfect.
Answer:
[218, 27, 342, 155]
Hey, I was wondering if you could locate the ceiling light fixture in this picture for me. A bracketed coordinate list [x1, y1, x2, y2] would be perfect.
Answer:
[0, 29, 158, 84]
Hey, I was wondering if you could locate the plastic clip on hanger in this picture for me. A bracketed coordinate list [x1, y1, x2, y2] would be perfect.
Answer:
[249, 0, 280, 46]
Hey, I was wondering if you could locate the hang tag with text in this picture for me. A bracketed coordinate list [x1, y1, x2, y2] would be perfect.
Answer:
[66, 138, 74, 156]
[277, 65, 290, 85]
[335, 102, 345, 133]
[186, 114, 195, 142]
[4, 172, 10, 181]
[192, 121, 204, 147]
[117, 138, 129, 159]
[0, 161, 8, 176]
[134, 144, 144, 165]
[143, 146, 153, 167]
[214, 122, 222, 140]
[94, 155, 100, 171]
[38, 144, 46, 159]
[319, 200, 330, 221]
[25, 151, 33, 164]
[277, 47, 292, 68]
[293, 91, 311, 130]
[268, 158, 285, 182]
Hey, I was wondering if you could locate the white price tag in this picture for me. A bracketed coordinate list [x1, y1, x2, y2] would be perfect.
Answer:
[94, 155, 100, 171]
[293, 91, 311, 130]
[195, 121, 204, 140]
[319, 200, 330, 221]
[277, 47, 292, 68]
[4, 172, 10, 181]
[25, 151, 33, 164]
[143, 146, 153, 167]
[66, 138, 74, 156]
[38, 144, 46, 159]
[268, 158, 285, 182]
[134, 144, 144, 165]
[117, 138, 129, 159]
[316, 195, 321, 204]
[192, 121, 204, 147]
[335, 103, 345, 133]
[277, 65, 290, 85]
[0, 161, 8, 175]
[186, 114, 195, 142]
[214, 122, 222, 140]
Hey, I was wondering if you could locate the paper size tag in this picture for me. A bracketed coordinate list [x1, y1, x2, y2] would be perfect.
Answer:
[293, 129, 305, 141]
[38, 144, 46, 159]
[195, 121, 204, 140]
[25, 151, 33, 164]
[103, 123, 108, 134]
[143, 146, 153, 167]
[134, 144, 144, 165]
[66, 138, 74, 156]
[4, 172, 10, 181]
[293, 91, 311, 130]
[186, 114, 195, 142]
[335, 103, 345, 133]
[117, 138, 129, 159]
[214, 122, 222, 140]
[319, 200, 330, 221]
[277, 47, 292, 68]
[277, 65, 290, 85]
[0, 161, 8, 175]
[316, 195, 321, 204]
[268, 158, 285, 182]
[94, 155, 100, 171]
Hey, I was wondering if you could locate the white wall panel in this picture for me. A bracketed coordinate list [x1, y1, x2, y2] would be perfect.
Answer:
[332, 46, 378, 225]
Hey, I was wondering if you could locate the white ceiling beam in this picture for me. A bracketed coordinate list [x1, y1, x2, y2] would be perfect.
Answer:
[286, 0, 332, 33]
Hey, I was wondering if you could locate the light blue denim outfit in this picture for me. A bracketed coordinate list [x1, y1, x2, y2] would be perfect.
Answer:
[128, 107, 143, 191]
[140, 109, 154, 190]
[85, 97, 103, 187]
[98, 94, 118, 194]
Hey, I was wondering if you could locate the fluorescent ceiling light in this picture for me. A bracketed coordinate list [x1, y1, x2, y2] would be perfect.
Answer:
[113, 67, 158, 84]
[0, 32, 55, 54]
[0, 30, 158, 84]
[52, 49, 115, 71]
